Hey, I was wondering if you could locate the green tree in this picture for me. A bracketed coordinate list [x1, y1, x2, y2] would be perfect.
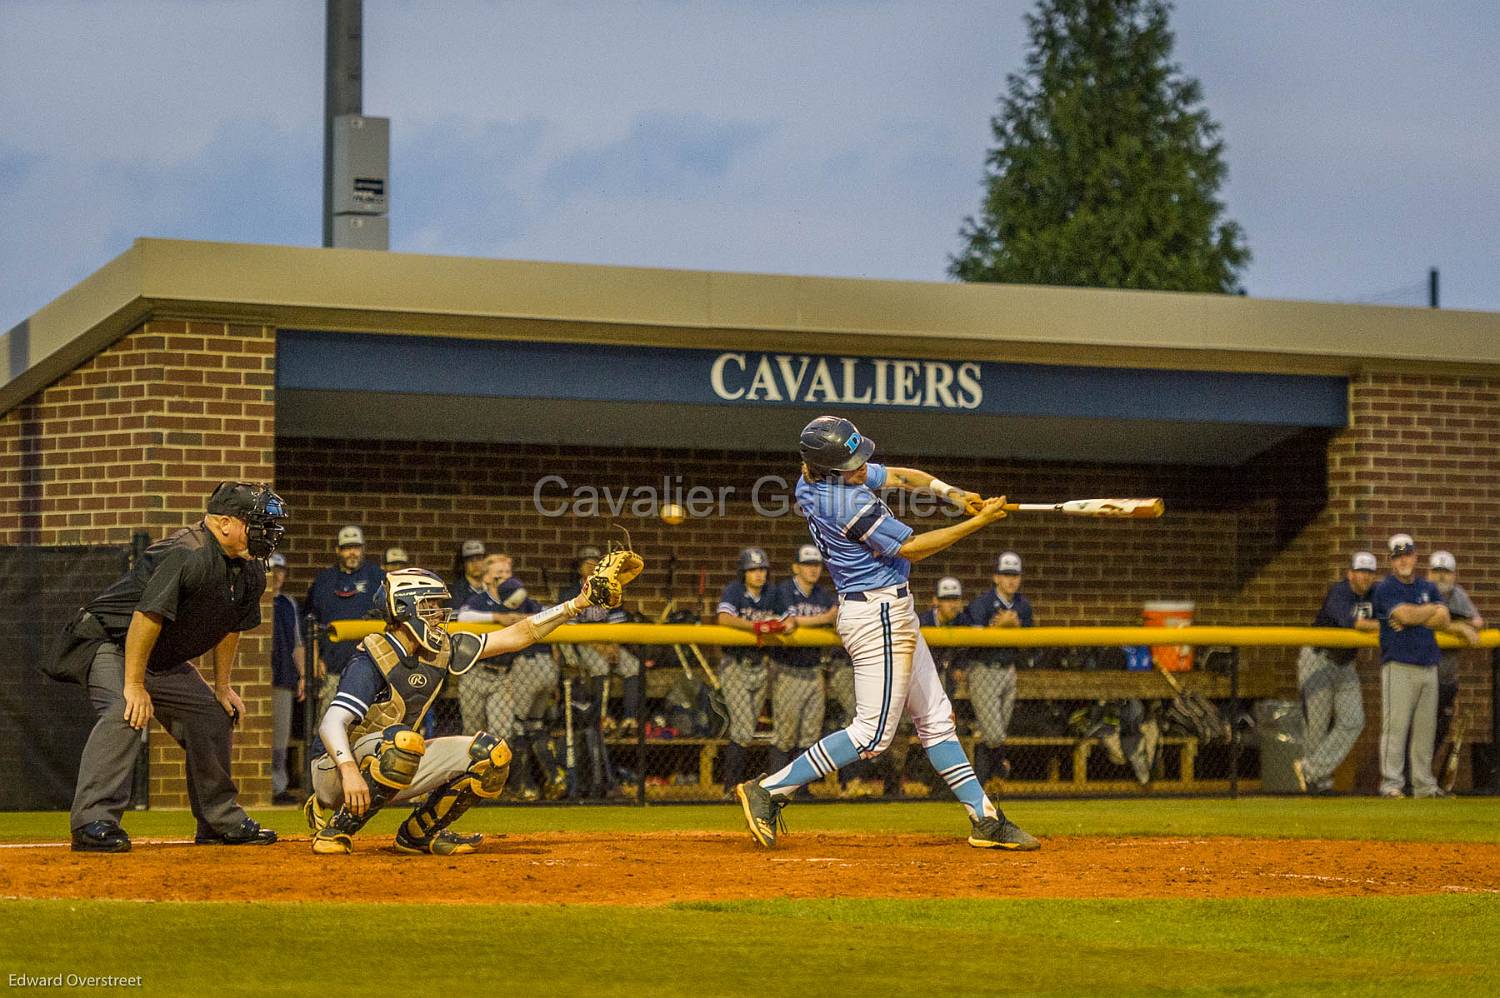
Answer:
[951, 0, 1249, 292]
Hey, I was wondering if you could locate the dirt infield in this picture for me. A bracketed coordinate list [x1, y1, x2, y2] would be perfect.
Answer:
[3, 833, 1496, 905]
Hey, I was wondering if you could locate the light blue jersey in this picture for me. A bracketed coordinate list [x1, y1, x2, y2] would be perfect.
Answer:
[794, 462, 913, 595]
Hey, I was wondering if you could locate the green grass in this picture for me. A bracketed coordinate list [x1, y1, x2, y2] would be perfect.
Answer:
[4, 796, 1497, 843]
[0, 896, 1493, 997]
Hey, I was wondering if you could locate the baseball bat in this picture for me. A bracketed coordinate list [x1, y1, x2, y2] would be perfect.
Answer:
[1442, 708, 1468, 792]
[1002, 497, 1164, 519]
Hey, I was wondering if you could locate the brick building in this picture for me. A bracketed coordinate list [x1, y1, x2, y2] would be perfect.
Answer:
[4, 238, 1497, 804]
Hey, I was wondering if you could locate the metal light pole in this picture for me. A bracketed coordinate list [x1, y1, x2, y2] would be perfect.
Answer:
[324, 0, 388, 249]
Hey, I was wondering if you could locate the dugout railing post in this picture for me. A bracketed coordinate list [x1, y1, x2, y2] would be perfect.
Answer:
[303, 613, 321, 797]
[1229, 649, 1240, 799]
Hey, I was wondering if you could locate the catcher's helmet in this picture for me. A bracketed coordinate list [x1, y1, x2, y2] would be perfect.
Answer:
[381, 568, 453, 655]
[738, 547, 770, 573]
[207, 480, 289, 559]
[799, 415, 874, 474]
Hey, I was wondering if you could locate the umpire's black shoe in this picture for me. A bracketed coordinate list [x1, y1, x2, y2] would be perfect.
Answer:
[71, 820, 131, 853]
[195, 818, 277, 846]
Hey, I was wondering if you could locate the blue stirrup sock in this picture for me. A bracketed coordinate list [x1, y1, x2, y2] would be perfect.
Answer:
[925, 737, 998, 821]
[761, 731, 859, 797]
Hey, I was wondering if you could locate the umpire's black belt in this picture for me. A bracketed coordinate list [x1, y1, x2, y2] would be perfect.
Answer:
[842, 585, 908, 602]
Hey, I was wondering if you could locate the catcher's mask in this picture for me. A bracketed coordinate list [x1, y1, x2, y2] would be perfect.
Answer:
[207, 481, 289, 559]
[382, 568, 453, 655]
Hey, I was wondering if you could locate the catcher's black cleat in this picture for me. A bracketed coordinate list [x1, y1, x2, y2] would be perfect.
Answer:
[196, 817, 277, 846]
[393, 828, 483, 856]
[968, 815, 1040, 851]
[735, 776, 787, 849]
[71, 820, 131, 854]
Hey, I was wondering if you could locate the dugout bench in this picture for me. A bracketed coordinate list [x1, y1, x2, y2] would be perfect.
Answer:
[619, 664, 1276, 797]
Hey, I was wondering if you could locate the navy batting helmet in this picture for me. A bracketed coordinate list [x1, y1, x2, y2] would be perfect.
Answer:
[799, 415, 875, 474]
[737, 547, 770, 572]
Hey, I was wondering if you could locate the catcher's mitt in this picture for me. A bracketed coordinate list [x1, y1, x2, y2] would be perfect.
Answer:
[583, 531, 644, 608]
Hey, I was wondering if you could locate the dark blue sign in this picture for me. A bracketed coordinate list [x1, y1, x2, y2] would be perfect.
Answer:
[277, 330, 1346, 427]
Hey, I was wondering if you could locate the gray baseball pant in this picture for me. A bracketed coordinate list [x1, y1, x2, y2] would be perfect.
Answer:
[771, 667, 824, 752]
[271, 687, 294, 795]
[720, 656, 769, 746]
[967, 662, 1017, 749]
[1380, 661, 1439, 797]
[1296, 647, 1364, 787]
[71, 642, 249, 834]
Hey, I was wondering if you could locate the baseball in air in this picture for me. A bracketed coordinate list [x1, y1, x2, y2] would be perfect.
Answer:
[660, 503, 687, 526]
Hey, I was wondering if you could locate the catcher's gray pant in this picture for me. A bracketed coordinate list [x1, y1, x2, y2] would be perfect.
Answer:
[1297, 648, 1364, 787]
[771, 666, 824, 752]
[71, 643, 249, 834]
[967, 663, 1017, 750]
[720, 656, 769, 746]
[1380, 661, 1439, 797]
[457, 665, 520, 740]
[271, 687, 294, 796]
[311, 732, 477, 809]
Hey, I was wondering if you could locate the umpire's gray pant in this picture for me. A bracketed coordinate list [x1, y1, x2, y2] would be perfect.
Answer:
[967, 663, 1017, 750]
[1296, 648, 1364, 787]
[71, 642, 249, 834]
[1380, 661, 1439, 797]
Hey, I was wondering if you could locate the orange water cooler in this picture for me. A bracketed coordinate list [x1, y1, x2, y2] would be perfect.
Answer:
[1142, 600, 1195, 672]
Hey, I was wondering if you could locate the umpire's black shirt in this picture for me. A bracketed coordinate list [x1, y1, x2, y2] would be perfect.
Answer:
[86, 523, 266, 672]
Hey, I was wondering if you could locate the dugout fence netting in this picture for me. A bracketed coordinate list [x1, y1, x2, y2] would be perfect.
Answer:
[314, 620, 1497, 803]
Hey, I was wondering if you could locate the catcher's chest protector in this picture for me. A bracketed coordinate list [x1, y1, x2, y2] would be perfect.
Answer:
[346, 631, 481, 745]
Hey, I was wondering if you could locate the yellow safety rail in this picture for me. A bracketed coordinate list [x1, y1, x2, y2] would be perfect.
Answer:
[324, 620, 1500, 649]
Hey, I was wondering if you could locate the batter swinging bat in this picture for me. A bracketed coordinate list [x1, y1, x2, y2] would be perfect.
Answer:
[1002, 498, 1164, 519]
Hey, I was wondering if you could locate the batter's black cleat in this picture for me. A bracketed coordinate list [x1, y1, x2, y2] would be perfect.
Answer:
[735, 775, 787, 849]
[71, 820, 131, 853]
[195, 818, 277, 846]
[968, 815, 1040, 851]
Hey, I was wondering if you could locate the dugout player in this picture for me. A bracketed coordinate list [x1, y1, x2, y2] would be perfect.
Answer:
[456, 558, 565, 800]
[766, 545, 838, 782]
[305, 525, 384, 709]
[1427, 550, 1485, 764]
[307, 565, 634, 854]
[58, 481, 288, 852]
[558, 545, 641, 797]
[268, 552, 306, 804]
[1372, 533, 1449, 798]
[448, 539, 489, 611]
[958, 552, 1034, 787]
[1291, 551, 1378, 794]
[716, 547, 792, 793]
[735, 416, 1038, 850]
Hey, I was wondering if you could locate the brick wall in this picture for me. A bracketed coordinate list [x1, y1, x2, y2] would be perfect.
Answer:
[1336, 372, 1500, 788]
[273, 433, 1316, 650]
[0, 319, 276, 809]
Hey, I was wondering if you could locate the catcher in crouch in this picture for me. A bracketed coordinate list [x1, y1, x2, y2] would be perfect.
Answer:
[306, 554, 641, 856]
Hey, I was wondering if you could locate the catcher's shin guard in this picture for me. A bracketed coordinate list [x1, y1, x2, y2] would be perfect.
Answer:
[312, 726, 426, 855]
[395, 731, 512, 854]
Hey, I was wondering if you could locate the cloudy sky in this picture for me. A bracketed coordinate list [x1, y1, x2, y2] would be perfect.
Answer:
[2, 0, 1497, 327]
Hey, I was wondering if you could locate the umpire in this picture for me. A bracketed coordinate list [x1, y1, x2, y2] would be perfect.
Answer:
[54, 481, 289, 852]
